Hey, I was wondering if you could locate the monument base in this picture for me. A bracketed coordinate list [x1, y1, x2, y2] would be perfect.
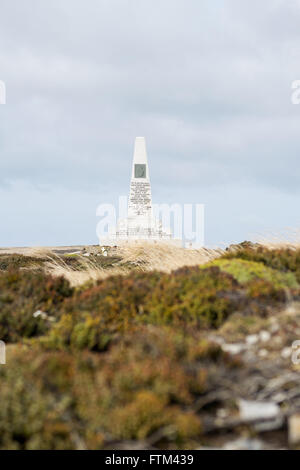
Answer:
[100, 237, 183, 248]
[100, 214, 182, 247]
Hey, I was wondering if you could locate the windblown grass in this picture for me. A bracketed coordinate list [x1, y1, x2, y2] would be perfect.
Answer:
[35, 243, 223, 286]
[255, 228, 300, 249]
[29, 251, 121, 287]
[115, 242, 222, 273]
[45, 257, 127, 287]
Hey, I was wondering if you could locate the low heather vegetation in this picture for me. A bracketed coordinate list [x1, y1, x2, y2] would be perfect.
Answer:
[0, 243, 299, 449]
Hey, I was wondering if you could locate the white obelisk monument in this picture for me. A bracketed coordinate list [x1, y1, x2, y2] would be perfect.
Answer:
[128, 137, 153, 220]
[100, 137, 179, 246]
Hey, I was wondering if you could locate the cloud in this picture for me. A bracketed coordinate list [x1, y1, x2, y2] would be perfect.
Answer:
[0, 0, 299, 245]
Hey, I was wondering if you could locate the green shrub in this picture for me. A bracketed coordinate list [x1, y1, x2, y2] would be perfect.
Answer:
[42, 271, 162, 350]
[0, 245, 296, 450]
[204, 258, 299, 289]
[0, 328, 232, 449]
[143, 266, 241, 328]
[0, 254, 47, 271]
[0, 270, 73, 343]
[41, 264, 289, 351]
[71, 328, 231, 447]
[0, 346, 75, 449]
[41, 267, 240, 350]
[223, 246, 300, 283]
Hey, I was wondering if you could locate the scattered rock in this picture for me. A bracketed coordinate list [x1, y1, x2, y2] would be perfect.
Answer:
[258, 349, 268, 358]
[216, 408, 229, 419]
[208, 335, 225, 345]
[238, 399, 280, 422]
[281, 347, 292, 359]
[260, 330, 271, 343]
[269, 322, 280, 334]
[223, 438, 263, 450]
[273, 336, 283, 346]
[33, 310, 48, 320]
[33, 310, 55, 322]
[222, 343, 246, 355]
[226, 241, 259, 253]
[288, 414, 300, 446]
[254, 415, 284, 432]
[246, 334, 259, 346]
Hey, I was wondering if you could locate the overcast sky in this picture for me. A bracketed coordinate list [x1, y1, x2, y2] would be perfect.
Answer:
[0, 0, 299, 247]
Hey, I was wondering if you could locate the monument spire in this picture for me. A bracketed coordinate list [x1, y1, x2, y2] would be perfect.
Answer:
[128, 137, 152, 218]
[99, 137, 178, 246]
[131, 137, 149, 179]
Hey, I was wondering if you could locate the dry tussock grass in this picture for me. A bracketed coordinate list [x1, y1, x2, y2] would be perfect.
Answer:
[255, 228, 300, 250]
[116, 242, 222, 273]
[38, 252, 126, 287]
[6, 231, 300, 287]
[46, 259, 128, 287]
[33, 243, 223, 286]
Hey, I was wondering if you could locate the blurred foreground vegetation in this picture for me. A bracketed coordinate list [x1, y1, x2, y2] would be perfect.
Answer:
[0, 244, 299, 449]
